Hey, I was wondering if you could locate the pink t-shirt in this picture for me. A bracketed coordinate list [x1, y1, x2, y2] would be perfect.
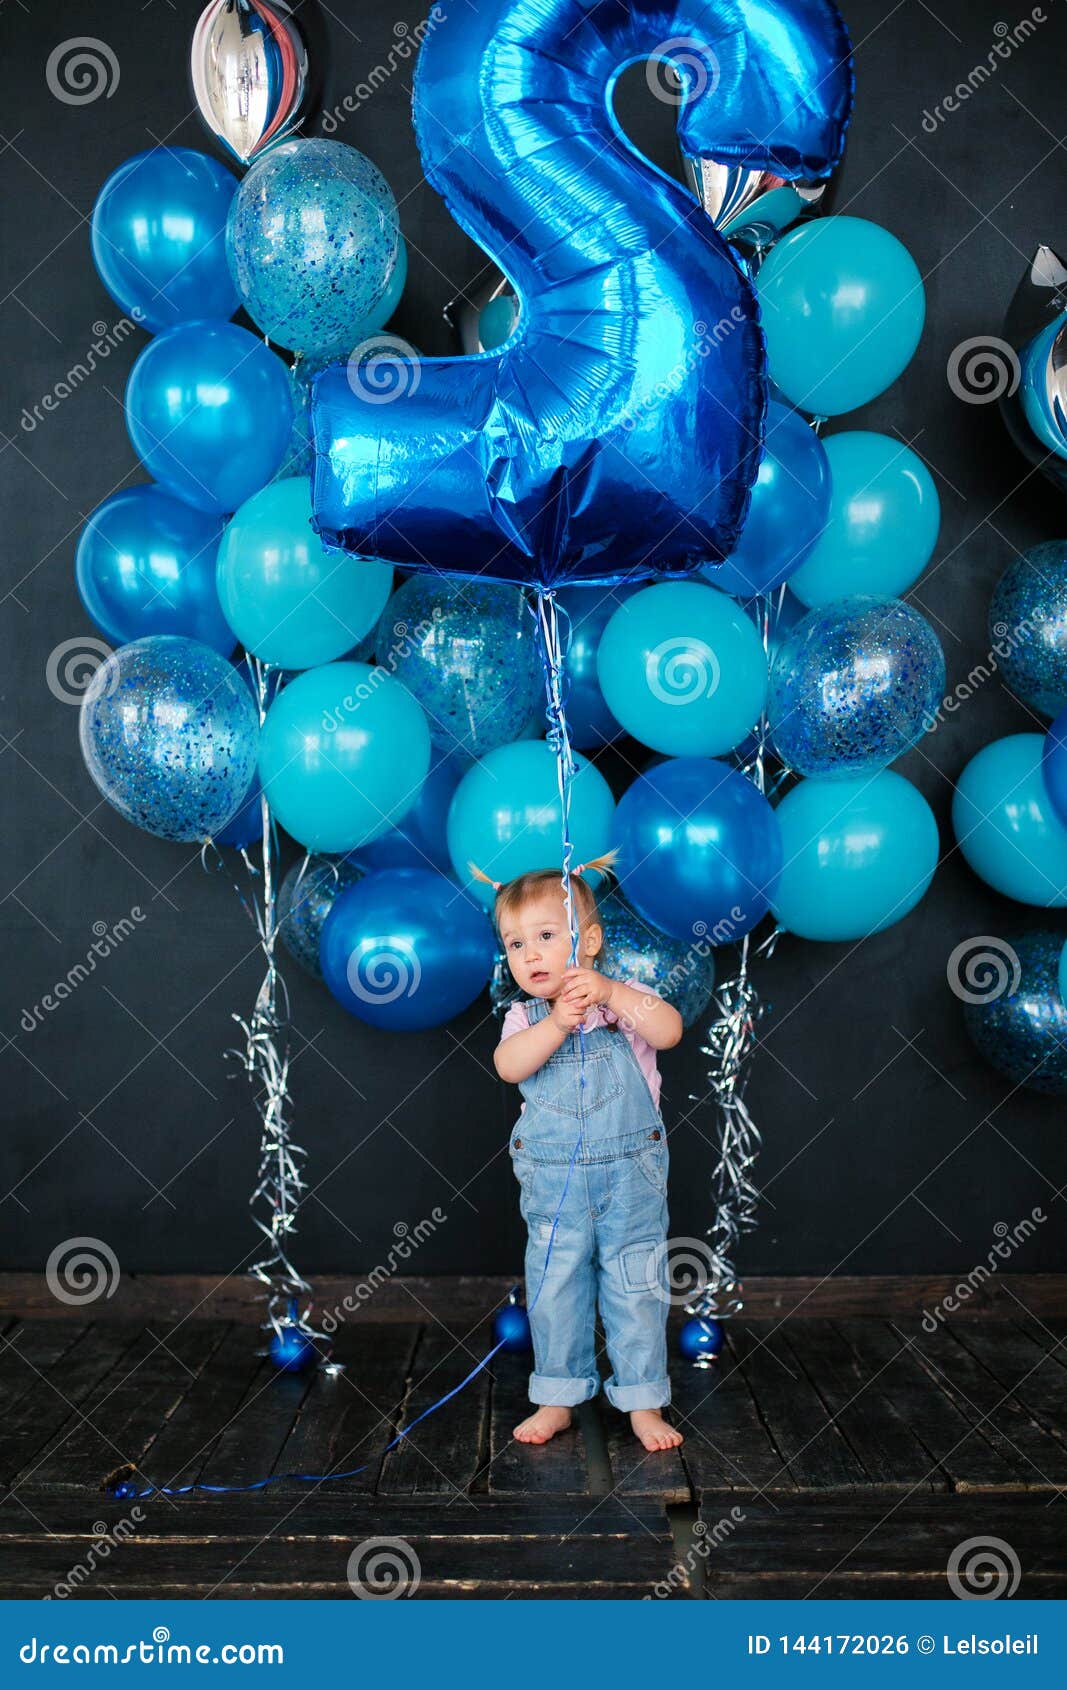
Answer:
[500, 979, 662, 1110]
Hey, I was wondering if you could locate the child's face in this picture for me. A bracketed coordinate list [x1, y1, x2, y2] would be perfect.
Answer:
[500, 891, 602, 999]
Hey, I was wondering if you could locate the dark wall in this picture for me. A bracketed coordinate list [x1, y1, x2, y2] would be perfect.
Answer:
[3, 0, 1066, 1283]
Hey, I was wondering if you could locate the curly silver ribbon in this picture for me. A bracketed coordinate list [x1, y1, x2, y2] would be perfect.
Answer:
[206, 658, 331, 1360]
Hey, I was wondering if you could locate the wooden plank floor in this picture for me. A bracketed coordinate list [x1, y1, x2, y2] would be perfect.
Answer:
[1, 1309, 1065, 1598]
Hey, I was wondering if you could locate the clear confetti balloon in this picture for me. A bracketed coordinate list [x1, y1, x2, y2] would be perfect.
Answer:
[79, 636, 260, 842]
[379, 575, 543, 758]
[768, 596, 945, 779]
[277, 854, 364, 980]
[598, 893, 715, 1030]
[225, 139, 403, 357]
[989, 541, 1067, 719]
[963, 931, 1067, 1096]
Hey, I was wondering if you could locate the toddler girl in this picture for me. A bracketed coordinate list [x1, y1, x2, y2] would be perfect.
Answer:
[485, 858, 684, 1453]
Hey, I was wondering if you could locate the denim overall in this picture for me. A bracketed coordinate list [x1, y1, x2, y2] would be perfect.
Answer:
[510, 996, 671, 1411]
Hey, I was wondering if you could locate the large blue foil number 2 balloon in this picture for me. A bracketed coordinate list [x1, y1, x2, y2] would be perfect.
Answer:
[311, 0, 853, 589]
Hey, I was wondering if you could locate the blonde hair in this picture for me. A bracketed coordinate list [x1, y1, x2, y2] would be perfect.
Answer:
[471, 851, 617, 932]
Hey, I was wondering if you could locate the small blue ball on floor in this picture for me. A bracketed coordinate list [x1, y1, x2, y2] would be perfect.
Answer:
[493, 1301, 533, 1354]
[678, 1317, 724, 1364]
[269, 1325, 319, 1373]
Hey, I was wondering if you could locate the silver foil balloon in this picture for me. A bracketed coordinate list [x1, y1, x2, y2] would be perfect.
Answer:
[191, 0, 311, 166]
[999, 244, 1067, 497]
[681, 156, 827, 248]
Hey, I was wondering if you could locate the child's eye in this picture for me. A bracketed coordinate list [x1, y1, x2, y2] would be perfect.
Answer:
[508, 939, 523, 950]
[540, 930, 555, 941]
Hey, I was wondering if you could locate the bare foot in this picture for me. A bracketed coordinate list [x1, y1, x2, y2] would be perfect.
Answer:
[631, 1409, 684, 1451]
[513, 1405, 573, 1444]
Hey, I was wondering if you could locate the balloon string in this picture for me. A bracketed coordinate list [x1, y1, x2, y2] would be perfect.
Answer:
[109, 596, 586, 1501]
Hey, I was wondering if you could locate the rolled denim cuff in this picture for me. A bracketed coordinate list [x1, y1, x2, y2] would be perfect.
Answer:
[529, 1371, 600, 1407]
[604, 1377, 672, 1411]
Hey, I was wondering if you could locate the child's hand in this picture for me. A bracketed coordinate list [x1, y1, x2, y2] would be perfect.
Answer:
[560, 967, 613, 1016]
[549, 993, 587, 1033]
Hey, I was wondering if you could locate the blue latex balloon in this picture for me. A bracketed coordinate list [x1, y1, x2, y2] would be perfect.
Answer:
[555, 585, 632, 750]
[378, 576, 542, 758]
[321, 868, 495, 1031]
[76, 485, 232, 655]
[598, 893, 715, 1030]
[126, 321, 292, 515]
[1060, 937, 1067, 1008]
[355, 758, 461, 876]
[213, 775, 262, 849]
[448, 740, 616, 908]
[79, 635, 259, 842]
[258, 662, 431, 854]
[226, 140, 404, 357]
[311, 0, 852, 587]
[790, 432, 941, 608]
[614, 757, 782, 944]
[216, 477, 392, 669]
[768, 596, 945, 778]
[953, 734, 1067, 906]
[989, 542, 1067, 719]
[277, 854, 365, 979]
[268, 1327, 318, 1373]
[711, 403, 830, 596]
[493, 1301, 533, 1354]
[964, 931, 1067, 1097]
[678, 1317, 723, 1363]
[91, 148, 238, 334]
[758, 218, 925, 416]
[597, 582, 768, 757]
[1043, 709, 1067, 830]
[773, 772, 938, 940]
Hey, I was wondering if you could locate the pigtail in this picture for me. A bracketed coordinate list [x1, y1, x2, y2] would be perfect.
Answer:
[468, 860, 502, 891]
[572, 849, 619, 880]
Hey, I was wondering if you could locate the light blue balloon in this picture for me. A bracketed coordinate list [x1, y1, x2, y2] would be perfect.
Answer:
[774, 771, 938, 940]
[258, 662, 431, 853]
[790, 432, 941, 608]
[79, 635, 259, 842]
[448, 739, 616, 907]
[216, 478, 392, 669]
[953, 733, 1067, 906]
[225, 140, 403, 357]
[91, 148, 238, 334]
[758, 218, 925, 416]
[125, 321, 292, 514]
[597, 582, 767, 757]
[710, 403, 830, 596]
[479, 293, 520, 351]
[76, 485, 232, 655]
[378, 575, 542, 758]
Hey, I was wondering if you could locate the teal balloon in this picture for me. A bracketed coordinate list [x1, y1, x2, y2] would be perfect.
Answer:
[711, 402, 830, 597]
[379, 576, 542, 758]
[76, 485, 232, 655]
[225, 140, 403, 357]
[448, 739, 616, 907]
[90, 148, 238, 334]
[479, 293, 519, 350]
[790, 432, 941, 608]
[216, 478, 392, 668]
[258, 662, 431, 852]
[774, 772, 938, 940]
[953, 733, 1067, 906]
[125, 321, 292, 514]
[758, 218, 925, 416]
[597, 582, 767, 757]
